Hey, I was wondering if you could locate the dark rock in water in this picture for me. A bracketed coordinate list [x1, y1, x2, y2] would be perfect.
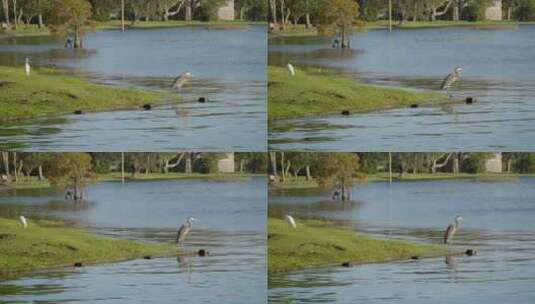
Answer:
[410, 104, 419, 108]
[410, 256, 420, 260]
[465, 249, 478, 256]
[143, 255, 152, 260]
[341, 261, 353, 267]
[198, 249, 209, 257]
[74, 262, 83, 267]
[74, 110, 83, 115]
[142, 104, 152, 110]
[465, 97, 476, 104]
[198, 97, 207, 103]
[341, 110, 351, 115]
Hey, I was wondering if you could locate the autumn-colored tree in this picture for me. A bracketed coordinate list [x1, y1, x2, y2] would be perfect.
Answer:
[48, 0, 93, 48]
[318, 0, 360, 48]
[46, 153, 94, 200]
[314, 153, 360, 201]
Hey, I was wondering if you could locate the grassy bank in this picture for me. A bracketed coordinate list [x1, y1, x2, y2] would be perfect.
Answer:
[0, 66, 178, 120]
[269, 173, 531, 190]
[0, 20, 263, 39]
[0, 218, 176, 278]
[269, 20, 535, 37]
[268, 218, 448, 273]
[96, 20, 263, 30]
[268, 66, 447, 121]
[98, 172, 260, 182]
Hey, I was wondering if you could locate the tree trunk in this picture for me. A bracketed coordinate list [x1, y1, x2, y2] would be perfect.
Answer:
[185, 0, 192, 21]
[269, 0, 277, 25]
[269, 152, 278, 177]
[305, 165, 311, 181]
[240, 159, 245, 173]
[2, 0, 9, 26]
[12, 0, 16, 30]
[280, 0, 285, 30]
[12, 152, 17, 182]
[38, 166, 44, 180]
[280, 152, 285, 182]
[1, 152, 9, 177]
[452, 155, 460, 174]
[305, 13, 311, 28]
[185, 154, 192, 174]
[74, 25, 82, 48]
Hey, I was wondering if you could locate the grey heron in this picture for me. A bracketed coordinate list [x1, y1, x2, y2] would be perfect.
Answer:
[286, 63, 295, 76]
[19, 215, 28, 229]
[25, 58, 31, 77]
[176, 216, 196, 244]
[440, 67, 463, 90]
[172, 72, 192, 90]
[285, 214, 296, 228]
[444, 215, 463, 244]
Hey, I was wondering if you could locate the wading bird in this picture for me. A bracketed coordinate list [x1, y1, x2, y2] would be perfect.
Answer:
[286, 63, 295, 76]
[19, 215, 28, 229]
[444, 215, 463, 244]
[172, 72, 192, 90]
[285, 214, 296, 228]
[25, 58, 31, 77]
[441, 67, 463, 91]
[176, 216, 196, 244]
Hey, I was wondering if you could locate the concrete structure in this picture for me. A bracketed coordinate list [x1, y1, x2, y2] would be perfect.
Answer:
[217, 153, 235, 173]
[485, 153, 503, 173]
[217, 0, 235, 21]
[485, 0, 502, 21]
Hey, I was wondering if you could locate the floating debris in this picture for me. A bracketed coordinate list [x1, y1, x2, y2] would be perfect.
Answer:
[198, 249, 209, 257]
[198, 97, 207, 103]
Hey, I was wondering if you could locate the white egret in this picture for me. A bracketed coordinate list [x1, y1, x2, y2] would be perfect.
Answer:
[285, 214, 296, 229]
[176, 216, 196, 244]
[25, 58, 31, 77]
[441, 67, 463, 90]
[286, 63, 295, 76]
[172, 72, 192, 90]
[444, 215, 463, 244]
[19, 216, 28, 229]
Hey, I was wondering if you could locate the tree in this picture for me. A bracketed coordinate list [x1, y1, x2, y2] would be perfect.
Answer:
[48, 0, 93, 48]
[318, 0, 360, 48]
[46, 153, 94, 200]
[314, 153, 360, 201]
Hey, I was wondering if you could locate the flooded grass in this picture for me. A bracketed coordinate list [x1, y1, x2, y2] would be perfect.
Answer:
[0, 218, 177, 279]
[268, 218, 449, 273]
[0, 66, 179, 120]
[268, 66, 447, 121]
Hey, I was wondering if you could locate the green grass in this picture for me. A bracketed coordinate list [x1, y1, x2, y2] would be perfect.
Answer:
[268, 66, 448, 121]
[95, 20, 264, 30]
[0, 218, 177, 278]
[268, 218, 449, 273]
[0, 66, 178, 120]
[270, 173, 532, 190]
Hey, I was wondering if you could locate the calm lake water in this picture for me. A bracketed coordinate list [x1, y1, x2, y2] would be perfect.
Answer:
[0, 26, 267, 151]
[269, 25, 535, 151]
[0, 177, 266, 303]
[268, 177, 535, 303]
